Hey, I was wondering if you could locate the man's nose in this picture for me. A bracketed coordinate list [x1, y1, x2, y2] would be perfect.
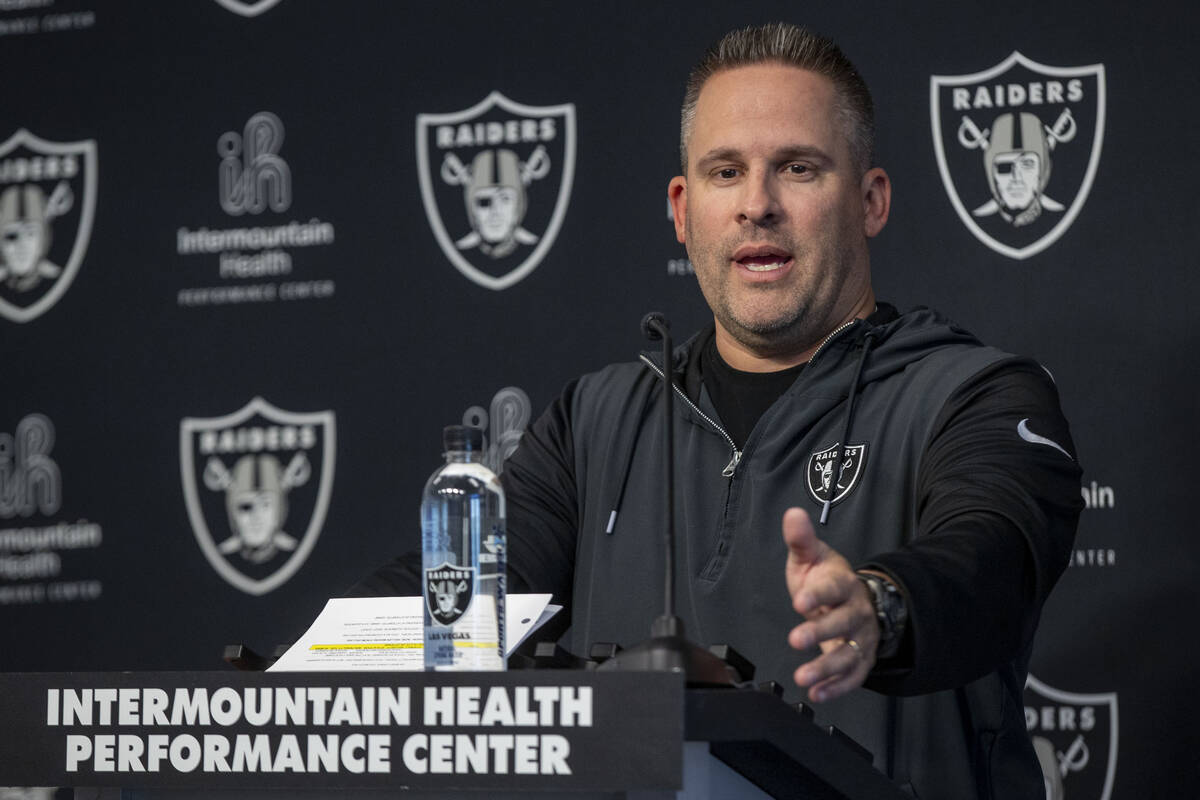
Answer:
[738, 172, 781, 225]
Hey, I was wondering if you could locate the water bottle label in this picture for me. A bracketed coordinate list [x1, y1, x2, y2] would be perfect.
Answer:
[424, 562, 475, 626]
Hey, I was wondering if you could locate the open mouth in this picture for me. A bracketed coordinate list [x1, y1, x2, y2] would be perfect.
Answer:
[743, 260, 787, 272]
[734, 245, 793, 273]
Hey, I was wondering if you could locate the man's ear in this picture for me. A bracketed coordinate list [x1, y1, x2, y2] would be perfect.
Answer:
[862, 167, 891, 238]
[668, 176, 687, 244]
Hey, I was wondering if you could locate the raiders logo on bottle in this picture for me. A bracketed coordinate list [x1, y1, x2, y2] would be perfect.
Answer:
[424, 563, 475, 626]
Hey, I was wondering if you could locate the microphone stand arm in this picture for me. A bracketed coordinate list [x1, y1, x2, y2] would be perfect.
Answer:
[596, 314, 741, 686]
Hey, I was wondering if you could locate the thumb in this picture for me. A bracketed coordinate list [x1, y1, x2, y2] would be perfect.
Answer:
[782, 506, 824, 566]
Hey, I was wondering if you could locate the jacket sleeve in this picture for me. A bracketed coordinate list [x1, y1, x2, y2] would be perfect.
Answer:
[499, 380, 580, 612]
[862, 358, 1082, 695]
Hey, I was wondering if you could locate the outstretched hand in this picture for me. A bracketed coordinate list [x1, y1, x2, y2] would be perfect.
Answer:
[783, 507, 879, 702]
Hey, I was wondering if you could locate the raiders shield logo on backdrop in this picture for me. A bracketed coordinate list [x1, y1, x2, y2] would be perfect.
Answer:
[180, 397, 335, 595]
[0, 130, 97, 323]
[1024, 673, 1118, 800]
[424, 563, 475, 626]
[806, 442, 868, 506]
[931, 52, 1105, 259]
[416, 91, 576, 290]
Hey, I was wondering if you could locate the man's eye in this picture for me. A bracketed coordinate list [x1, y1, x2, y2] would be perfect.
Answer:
[716, 168, 738, 179]
[787, 163, 810, 175]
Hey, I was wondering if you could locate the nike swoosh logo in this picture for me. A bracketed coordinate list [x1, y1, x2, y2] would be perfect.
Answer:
[1017, 418, 1072, 460]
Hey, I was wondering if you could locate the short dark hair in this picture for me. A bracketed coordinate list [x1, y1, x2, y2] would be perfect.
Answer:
[680, 23, 875, 175]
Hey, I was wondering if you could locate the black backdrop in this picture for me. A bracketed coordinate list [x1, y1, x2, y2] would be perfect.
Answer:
[1, 1, 1197, 796]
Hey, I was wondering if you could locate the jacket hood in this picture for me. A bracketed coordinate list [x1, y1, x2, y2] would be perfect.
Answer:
[631, 304, 989, 525]
[641, 304, 987, 404]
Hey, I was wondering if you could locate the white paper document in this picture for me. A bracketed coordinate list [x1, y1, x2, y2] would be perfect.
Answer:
[268, 594, 559, 672]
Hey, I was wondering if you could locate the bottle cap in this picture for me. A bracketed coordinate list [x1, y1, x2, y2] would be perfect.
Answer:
[443, 425, 484, 452]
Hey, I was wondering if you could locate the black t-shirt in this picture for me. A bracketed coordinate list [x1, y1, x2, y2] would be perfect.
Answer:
[698, 307, 897, 450]
[700, 335, 805, 450]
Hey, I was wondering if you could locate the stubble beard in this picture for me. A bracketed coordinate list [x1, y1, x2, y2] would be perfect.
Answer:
[686, 222, 854, 361]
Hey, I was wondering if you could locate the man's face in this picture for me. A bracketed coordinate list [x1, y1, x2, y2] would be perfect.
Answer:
[669, 64, 888, 363]
[991, 151, 1041, 211]
[470, 186, 520, 242]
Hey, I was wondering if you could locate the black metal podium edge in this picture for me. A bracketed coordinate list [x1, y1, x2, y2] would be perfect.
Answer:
[685, 689, 908, 800]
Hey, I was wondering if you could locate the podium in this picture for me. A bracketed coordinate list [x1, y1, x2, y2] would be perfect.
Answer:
[0, 671, 907, 799]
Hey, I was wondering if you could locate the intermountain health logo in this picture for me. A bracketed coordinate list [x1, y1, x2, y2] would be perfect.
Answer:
[460, 385, 531, 475]
[180, 397, 335, 595]
[218, 111, 290, 216]
[0, 413, 105, 606]
[0, 130, 96, 323]
[0, 6, 96, 38]
[1025, 674, 1118, 800]
[175, 111, 337, 307]
[931, 52, 1105, 259]
[417, 92, 576, 290]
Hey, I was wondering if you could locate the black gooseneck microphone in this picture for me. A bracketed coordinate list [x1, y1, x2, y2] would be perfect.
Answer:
[596, 313, 741, 685]
[640, 312, 676, 622]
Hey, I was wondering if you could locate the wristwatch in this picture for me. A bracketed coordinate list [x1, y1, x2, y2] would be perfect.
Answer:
[856, 572, 908, 660]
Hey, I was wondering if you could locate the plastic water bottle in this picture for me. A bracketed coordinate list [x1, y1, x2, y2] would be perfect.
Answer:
[421, 425, 506, 671]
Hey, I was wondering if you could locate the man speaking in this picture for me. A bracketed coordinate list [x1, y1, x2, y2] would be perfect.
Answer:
[355, 22, 1081, 799]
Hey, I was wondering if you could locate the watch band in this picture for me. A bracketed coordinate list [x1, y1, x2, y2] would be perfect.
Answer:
[856, 572, 908, 660]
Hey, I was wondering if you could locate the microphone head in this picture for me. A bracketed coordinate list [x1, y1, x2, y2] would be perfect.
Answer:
[641, 312, 670, 341]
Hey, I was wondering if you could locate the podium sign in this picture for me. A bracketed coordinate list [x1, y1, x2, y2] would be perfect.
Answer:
[0, 671, 683, 791]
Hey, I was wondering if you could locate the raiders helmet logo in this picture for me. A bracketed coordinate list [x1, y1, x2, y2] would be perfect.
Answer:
[806, 442, 868, 507]
[180, 397, 335, 595]
[1024, 673, 1118, 800]
[0, 130, 97, 324]
[931, 52, 1105, 259]
[424, 563, 475, 626]
[416, 91, 576, 290]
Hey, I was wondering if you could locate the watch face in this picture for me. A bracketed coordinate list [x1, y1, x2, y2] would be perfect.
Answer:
[858, 574, 907, 660]
[882, 581, 907, 626]
[860, 574, 885, 604]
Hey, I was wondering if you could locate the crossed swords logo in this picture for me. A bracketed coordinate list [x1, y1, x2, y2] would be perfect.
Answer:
[439, 145, 550, 255]
[956, 108, 1077, 218]
[1033, 732, 1093, 800]
[202, 452, 311, 562]
[0, 180, 74, 291]
[1056, 733, 1090, 776]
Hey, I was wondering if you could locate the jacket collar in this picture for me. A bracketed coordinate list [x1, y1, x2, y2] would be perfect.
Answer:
[664, 303, 902, 403]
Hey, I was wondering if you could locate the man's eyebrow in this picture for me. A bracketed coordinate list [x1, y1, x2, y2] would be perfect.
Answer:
[694, 145, 835, 171]
[779, 145, 832, 161]
[694, 147, 744, 170]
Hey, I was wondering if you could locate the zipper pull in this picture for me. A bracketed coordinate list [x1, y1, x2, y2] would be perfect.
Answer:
[722, 449, 742, 478]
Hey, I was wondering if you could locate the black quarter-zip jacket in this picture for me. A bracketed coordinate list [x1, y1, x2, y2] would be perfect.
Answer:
[349, 304, 1081, 799]
[497, 304, 1082, 799]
